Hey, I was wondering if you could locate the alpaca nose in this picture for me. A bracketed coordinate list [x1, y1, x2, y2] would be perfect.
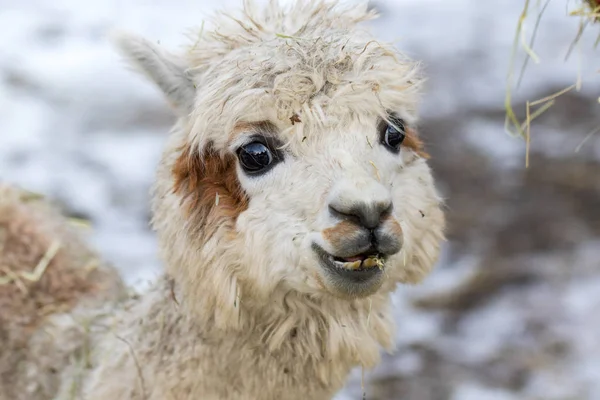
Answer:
[329, 201, 392, 230]
[329, 182, 392, 230]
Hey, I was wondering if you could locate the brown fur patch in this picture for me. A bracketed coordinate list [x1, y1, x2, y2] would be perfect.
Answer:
[172, 142, 249, 236]
[404, 128, 430, 159]
[382, 216, 403, 239]
[323, 220, 364, 251]
[230, 122, 259, 138]
[229, 120, 279, 141]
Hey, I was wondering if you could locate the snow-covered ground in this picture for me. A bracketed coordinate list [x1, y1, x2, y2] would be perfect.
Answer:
[1, 1, 598, 399]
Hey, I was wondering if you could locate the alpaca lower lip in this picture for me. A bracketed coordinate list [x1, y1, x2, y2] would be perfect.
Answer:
[311, 244, 385, 297]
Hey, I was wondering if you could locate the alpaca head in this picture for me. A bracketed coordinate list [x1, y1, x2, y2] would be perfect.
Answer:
[115, 0, 445, 326]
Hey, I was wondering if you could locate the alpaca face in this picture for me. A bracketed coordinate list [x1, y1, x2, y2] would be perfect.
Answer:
[226, 115, 443, 300]
[115, 1, 446, 309]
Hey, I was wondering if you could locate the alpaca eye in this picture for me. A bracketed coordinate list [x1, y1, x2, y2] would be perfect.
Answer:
[380, 118, 406, 153]
[237, 142, 274, 174]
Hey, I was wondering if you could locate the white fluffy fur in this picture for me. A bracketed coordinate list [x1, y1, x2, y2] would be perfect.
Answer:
[91, 1, 445, 398]
[5, 1, 446, 399]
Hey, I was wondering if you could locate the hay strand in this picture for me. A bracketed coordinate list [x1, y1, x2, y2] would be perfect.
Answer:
[575, 125, 600, 152]
[115, 334, 147, 400]
[517, 0, 551, 88]
[530, 84, 576, 106]
[0, 267, 28, 293]
[506, 0, 599, 144]
[0, 240, 61, 291]
[504, 0, 531, 138]
[368, 161, 380, 181]
[22, 240, 61, 281]
[526, 101, 532, 168]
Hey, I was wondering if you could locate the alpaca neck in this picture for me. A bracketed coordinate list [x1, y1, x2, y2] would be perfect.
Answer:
[171, 277, 396, 381]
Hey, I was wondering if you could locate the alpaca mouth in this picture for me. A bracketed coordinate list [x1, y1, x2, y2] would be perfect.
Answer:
[330, 251, 385, 271]
[311, 244, 386, 297]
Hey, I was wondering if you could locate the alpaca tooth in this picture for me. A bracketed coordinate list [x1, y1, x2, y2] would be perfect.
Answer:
[338, 260, 361, 270]
[347, 260, 362, 270]
[363, 258, 377, 268]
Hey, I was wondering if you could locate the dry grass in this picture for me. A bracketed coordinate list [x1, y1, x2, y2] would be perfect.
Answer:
[0, 240, 62, 293]
[115, 334, 147, 399]
[505, 0, 599, 165]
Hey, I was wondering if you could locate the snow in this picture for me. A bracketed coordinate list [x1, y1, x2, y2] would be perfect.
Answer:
[452, 383, 519, 400]
[1, 0, 599, 399]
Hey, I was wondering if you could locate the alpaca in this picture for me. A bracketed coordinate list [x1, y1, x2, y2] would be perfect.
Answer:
[0, 184, 126, 400]
[0, 1, 445, 399]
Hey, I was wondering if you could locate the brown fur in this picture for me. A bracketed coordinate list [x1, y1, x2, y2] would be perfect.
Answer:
[323, 220, 364, 250]
[0, 187, 119, 344]
[172, 143, 249, 238]
[229, 120, 278, 140]
[382, 215, 404, 239]
[0, 184, 127, 400]
[404, 128, 430, 159]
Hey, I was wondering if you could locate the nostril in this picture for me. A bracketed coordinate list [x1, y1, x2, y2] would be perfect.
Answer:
[329, 201, 392, 230]
[328, 204, 362, 226]
[380, 203, 393, 219]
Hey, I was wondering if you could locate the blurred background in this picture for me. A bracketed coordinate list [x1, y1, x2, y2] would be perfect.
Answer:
[0, 0, 598, 399]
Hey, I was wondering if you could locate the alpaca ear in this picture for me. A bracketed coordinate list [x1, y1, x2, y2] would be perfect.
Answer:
[112, 31, 195, 116]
